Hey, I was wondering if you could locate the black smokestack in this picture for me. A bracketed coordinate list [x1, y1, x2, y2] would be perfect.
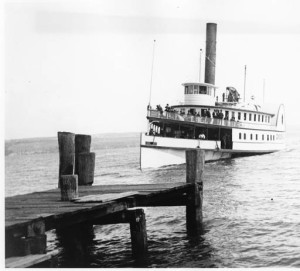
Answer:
[205, 23, 217, 85]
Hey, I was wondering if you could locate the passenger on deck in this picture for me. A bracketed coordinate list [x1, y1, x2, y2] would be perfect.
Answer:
[199, 134, 206, 140]
[149, 129, 154, 135]
[230, 116, 235, 121]
[219, 110, 224, 119]
[156, 105, 163, 114]
[206, 109, 211, 118]
[222, 134, 227, 148]
[213, 110, 217, 118]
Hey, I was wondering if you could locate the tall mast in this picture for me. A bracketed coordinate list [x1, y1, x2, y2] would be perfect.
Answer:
[243, 65, 247, 103]
[199, 49, 203, 82]
[148, 40, 156, 107]
[263, 78, 266, 104]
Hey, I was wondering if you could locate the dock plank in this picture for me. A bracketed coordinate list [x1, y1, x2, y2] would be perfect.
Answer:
[5, 249, 59, 268]
[5, 182, 188, 234]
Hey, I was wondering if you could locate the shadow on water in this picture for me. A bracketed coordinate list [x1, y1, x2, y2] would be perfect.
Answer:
[54, 217, 216, 268]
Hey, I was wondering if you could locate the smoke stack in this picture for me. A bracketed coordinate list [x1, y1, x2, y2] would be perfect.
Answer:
[205, 23, 217, 85]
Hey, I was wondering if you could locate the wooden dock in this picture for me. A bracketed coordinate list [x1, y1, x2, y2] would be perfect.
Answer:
[5, 137, 205, 268]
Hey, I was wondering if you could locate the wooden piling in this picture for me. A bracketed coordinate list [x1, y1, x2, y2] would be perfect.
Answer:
[128, 209, 148, 258]
[58, 132, 75, 187]
[77, 152, 95, 186]
[75, 134, 91, 175]
[6, 221, 47, 258]
[185, 149, 205, 233]
[60, 175, 78, 201]
[56, 223, 94, 267]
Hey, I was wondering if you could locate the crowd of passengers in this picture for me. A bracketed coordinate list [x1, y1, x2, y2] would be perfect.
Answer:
[153, 104, 236, 121]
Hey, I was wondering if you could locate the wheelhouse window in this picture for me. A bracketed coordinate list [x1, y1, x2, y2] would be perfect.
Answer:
[262, 134, 264, 140]
[256, 134, 258, 140]
[250, 134, 253, 140]
[188, 85, 193, 94]
[239, 133, 241, 139]
[199, 86, 207, 94]
[254, 114, 256, 121]
[258, 115, 261, 122]
[207, 87, 212, 95]
[185, 86, 188, 94]
[244, 113, 247, 121]
[193, 85, 199, 94]
[267, 134, 269, 141]
[249, 113, 252, 121]
[244, 133, 246, 140]
[273, 135, 275, 140]
[262, 115, 264, 122]
[238, 112, 241, 120]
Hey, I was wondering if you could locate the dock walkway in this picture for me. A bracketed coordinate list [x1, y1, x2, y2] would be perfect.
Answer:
[5, 149, 205, 268]
[5, 182, 194, 267]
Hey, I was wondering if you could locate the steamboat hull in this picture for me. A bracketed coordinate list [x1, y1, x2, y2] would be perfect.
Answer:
[140, 133, 284, 169]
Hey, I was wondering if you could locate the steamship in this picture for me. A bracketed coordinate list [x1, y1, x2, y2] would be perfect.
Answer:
[140, 23, 285, 169]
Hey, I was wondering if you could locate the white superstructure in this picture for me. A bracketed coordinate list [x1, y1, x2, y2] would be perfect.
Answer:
[140, 23, 285, 169]
[140, 82, 285, 169]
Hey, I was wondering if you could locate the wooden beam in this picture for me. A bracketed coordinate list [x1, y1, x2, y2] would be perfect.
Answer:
[5, 220, 47, 258]
[185, 150, 205, 234]
[5, 249, 60, 268]
[128, 209, 148, 258]
[58, 132, 75, 188]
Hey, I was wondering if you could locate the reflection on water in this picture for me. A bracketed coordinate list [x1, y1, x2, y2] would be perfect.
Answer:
[5, 131, 300, 267]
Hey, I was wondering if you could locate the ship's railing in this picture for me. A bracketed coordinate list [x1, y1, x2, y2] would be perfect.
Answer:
[147, 109, 273, 130]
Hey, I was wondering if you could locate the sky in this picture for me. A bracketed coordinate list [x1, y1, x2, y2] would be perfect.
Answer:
[3, 0, 300, 139]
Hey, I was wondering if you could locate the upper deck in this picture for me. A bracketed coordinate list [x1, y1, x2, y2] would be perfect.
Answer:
[147, 109, 279, 131]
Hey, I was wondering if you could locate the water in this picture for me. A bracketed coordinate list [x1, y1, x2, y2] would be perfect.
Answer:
[5, 130, 300, 267]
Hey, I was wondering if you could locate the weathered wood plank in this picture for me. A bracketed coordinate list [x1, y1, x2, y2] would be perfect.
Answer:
[5, 249, 60, 268]
[73, 191, 140, 203]
[5, 182, 189, 236]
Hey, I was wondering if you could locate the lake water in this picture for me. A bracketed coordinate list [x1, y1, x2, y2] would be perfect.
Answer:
[5, 129, 300, 267]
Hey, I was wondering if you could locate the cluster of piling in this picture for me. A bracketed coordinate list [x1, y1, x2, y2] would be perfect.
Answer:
[58, 132, 95, 200]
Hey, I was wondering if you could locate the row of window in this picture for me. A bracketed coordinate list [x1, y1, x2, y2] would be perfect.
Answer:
[239, 133, 275, 141]
[184, 85, 214, 95]
[237, 112, 271, 123]
[182, 107, 272, 123]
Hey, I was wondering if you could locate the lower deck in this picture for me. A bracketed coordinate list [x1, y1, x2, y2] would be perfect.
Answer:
[140, 133, 284, 168]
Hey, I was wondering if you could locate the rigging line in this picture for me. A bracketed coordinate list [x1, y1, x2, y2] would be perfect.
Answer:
[148, 40, 156, 106]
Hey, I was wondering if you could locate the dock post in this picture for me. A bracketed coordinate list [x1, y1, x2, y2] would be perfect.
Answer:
[60, 175, 78, 201]
[58, 132, 75, 187]
[75, 134, 91, 174]
[77, 153, 95, 186]
[5, 220, 47, 258]
[56, 223, 95, 267]
[128, 209, 148, 258]
[185, 149, 205, 233]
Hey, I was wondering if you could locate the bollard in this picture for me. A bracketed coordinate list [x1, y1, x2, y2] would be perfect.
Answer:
[75, 134, 91, 175]
[129, 209, 148, 258]
[77, 152, 95, 186]
[60, 175, 78, 201]
[185, 149, 205, 233]
[58, 132, 75, 187]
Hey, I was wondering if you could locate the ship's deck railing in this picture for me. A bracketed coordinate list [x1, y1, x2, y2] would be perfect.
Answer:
[147, 110, 273, 130]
